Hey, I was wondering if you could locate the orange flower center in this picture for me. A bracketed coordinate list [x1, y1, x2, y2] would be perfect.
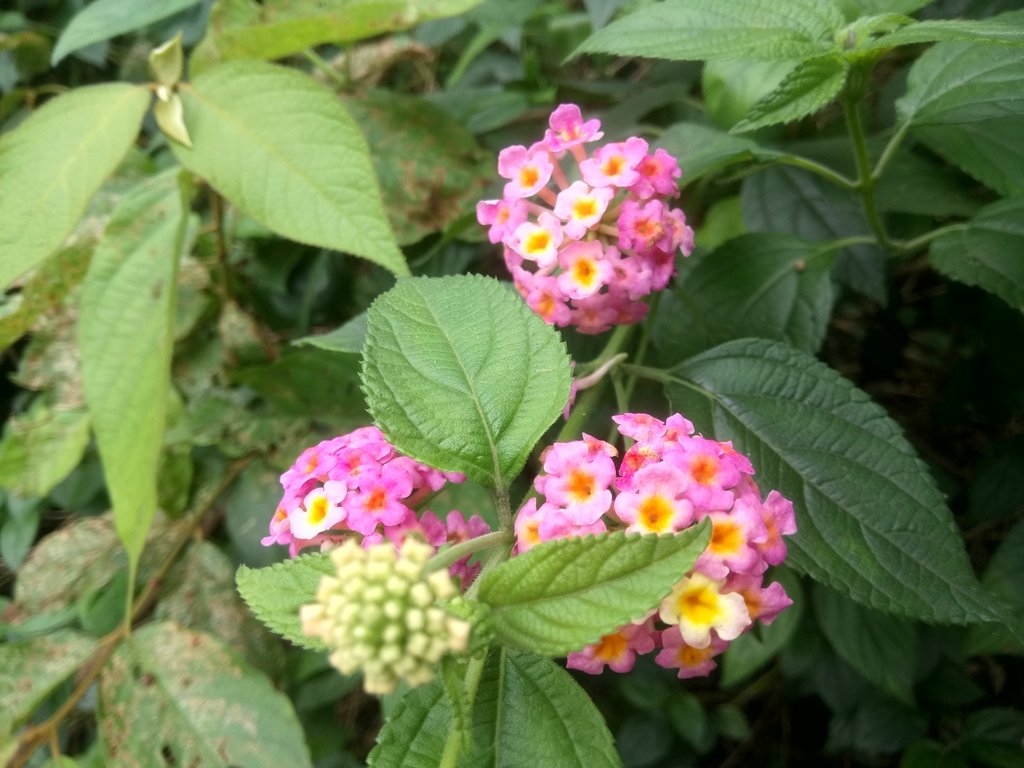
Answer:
[594, 632, 629, 661]
[519, 166, 539, 188]
[691, 455, 718, 485]
[638, 494, 673, 531]
[566, 469, 595, 502]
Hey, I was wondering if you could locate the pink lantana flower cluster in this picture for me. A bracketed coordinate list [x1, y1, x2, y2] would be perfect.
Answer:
[515, 412, 796, 679]
[262, 426, 490, 585]
[477, 104, 694, 334]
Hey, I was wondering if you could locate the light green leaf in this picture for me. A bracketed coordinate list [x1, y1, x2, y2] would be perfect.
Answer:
[51, 0, 201, 65]
[859, 17, 1024, 51]
[172, 61, 408, 276]
[663, 338, 1014, 627]
[0, 630, 98, 739]
[654, 234, 835, 362]
[149, 33, 185, 88]
[897, 19, 1024, 126]
[915, 117, 1024, 198]
[154, 93, 193, 148]
[732, 55, 848, 133]
[191, 0, 482, 69]
[362, 276, 572, 491]
[814, 584, 917, 704]
[0, 83, 150, 290]
[462, 649, 622, 767]
[236, 553, 334, 651]
[929, 197, 1024, 313]
[573, 0, 842, 62]
[79, 171, 189, 567]
[294, 312, 367, 354]
[478, 526, 710, 656]
[657, 122, 781, 186]
[98, 622, 311, 767]
[0, 404, 90, 498]
[835, 0, 930, 16]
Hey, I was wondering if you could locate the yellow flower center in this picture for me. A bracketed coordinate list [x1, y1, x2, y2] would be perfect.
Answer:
[308, 496, 328, 525]
[638, 494, 673, 531]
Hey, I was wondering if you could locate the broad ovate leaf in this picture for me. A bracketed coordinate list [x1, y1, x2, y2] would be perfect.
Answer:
[172, 61, 408, 276]
[732, 55, 849, 133]
[478, 526, 710, 656]
[235, 553, 334, 650]
[0, 83, 150, 290]
[368, 678, 449, 768]
[51, 0, 201, 65]
[914, 118, 1024, 198]
[573, 0, 842, 63]
[79, 171, 190, 567]
[362, 276, 572, 491]
[929, 197, 1024, 313]
[664, 338, 1013, 629]
[657, 122, 781, 186]
[98, 622, 311, 767]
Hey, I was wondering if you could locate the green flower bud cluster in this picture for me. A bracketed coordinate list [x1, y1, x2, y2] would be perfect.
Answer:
[301, 537, 471, 694]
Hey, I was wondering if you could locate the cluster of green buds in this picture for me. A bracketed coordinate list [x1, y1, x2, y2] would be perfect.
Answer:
[300, 537, 472, 694]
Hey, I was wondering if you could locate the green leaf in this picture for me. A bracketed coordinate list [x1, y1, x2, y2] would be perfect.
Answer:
[836, 0, 930, 16]
[462, 649, 622, 767]
[897, 22, 1024, 126]
[192, 0, 482, 69]
[873, 148, 983, 218]
[741, 165, 887, 303]
[732, 55, 848, 132]
[51, 0, 201, 65]
[172, 61, 408, 276]
[368, 677, 449, 768]
[0, 630, 97, 739]
[814, 584, 917, 704]
[345, 91, 490, 246]
[98, 621, 311, 767]
[573, 0, 842, 62]
[79, 171, 190, 566]
[656, 122, 781, 186]
[929, 197, 1024, 313]
[149, 32, 184, 88]
[294, 312, 367, 354]
[235, 553, 334, 650]
[362, 275, 572, 491]
[0, 83, 150, 290]
[663, 338, 1013, 627]
[914, 117, 1024, 198]
[655, 234, 835, 362]
[966, 520, 1024, 655]
[477, 525, 710, 656]
[859, 17, 1024, 51]
[0, 404, 90, 498]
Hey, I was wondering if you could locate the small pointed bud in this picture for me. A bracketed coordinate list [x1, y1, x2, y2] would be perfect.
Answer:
[154, 93, 192, 148]
[149, 32, 184, 88]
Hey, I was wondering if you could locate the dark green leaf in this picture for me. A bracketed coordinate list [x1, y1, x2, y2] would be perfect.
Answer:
[236, 553, 334, 650]
[664, 338, 1015, 627]
[914, 118, 1024, 198]
[966, 521, 1024, 655]
[573, 0, 842, 62]
[98, 622, 311, 767]
[368, 677, 449, 768]
[172, 61, 408, 276]
[362, 276, 572, 490]
[0, 83, 150, 290]
[478, 525, 709, 656]
[732, 56, 849, 133]
[874, 148, 983, 217]
[294, 312, 367, 355]
[654, 233, 835, 362]
[657, 122, 781, 186]
[929, 197, 1024, 313]
[79, 171, 190, 566]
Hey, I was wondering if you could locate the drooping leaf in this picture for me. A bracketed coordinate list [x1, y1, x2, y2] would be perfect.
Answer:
[294, 312, 367, 355]
[0, 83, 150, 290]
[345, 91, 490, 245]
[915, 118, 1024, 198]
[477, 525, 710, 656]
[235, 553, 334, 650]
[191, 0, 482, 70]
[51, 0, 202, 65]
[573, 0, 842, 62]
[859, 17, 1024, 51]
[172, 61, 408, 276]
[654, 233, 835, 362]
[897, 20, 1024, 126]
[79, 170, 190, 567]
[362, 276, 572, 491]
[663, 338, 1014, 628]
[929, 197, 1024, 313]
[814, 584, 917, 704]
[656, 122, 781, 186]
[732, 55, 849, 133]
[462, 649, 622, 767]
[0, 405, 90, 498]
[98, 622, 311, 767]
[0, 630, 98, 740]
[741, 165, 887, 303]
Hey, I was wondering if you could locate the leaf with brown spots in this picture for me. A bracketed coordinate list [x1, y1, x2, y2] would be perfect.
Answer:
[98, 621, 310, 767]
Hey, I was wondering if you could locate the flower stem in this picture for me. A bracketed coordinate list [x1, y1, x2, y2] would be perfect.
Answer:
[426, 531, 514, 573]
